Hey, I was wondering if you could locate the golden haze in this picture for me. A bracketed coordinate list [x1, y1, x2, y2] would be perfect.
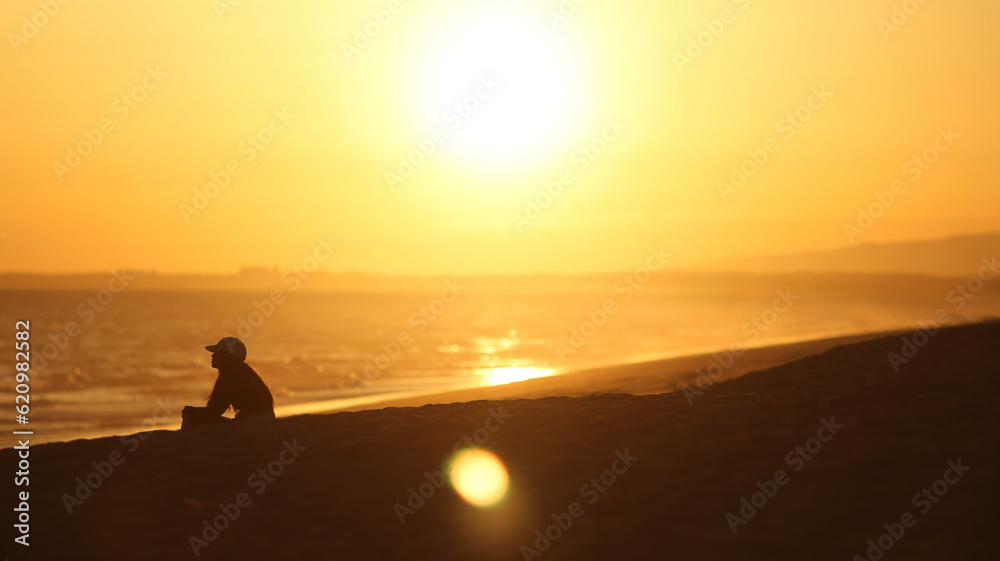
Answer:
[1, 0, 998, 274]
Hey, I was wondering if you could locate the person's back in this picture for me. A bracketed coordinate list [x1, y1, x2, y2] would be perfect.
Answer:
[206, 361, 274, 420]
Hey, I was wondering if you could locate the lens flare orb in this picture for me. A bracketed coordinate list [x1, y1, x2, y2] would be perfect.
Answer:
[448, 448, 510, 508]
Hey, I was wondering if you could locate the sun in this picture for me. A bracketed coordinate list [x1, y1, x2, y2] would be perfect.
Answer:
[400, 2, 594, 173]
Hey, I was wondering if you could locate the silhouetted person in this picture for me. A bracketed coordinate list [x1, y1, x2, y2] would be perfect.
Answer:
[182, 336, 275, 429]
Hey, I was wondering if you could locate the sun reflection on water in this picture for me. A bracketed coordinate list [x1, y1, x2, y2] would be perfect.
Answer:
[482, 366, 554, 386]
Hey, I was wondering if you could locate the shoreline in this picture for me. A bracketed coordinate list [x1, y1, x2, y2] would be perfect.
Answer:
[341, 324, 926, 410]
[12, 323, 943, 447]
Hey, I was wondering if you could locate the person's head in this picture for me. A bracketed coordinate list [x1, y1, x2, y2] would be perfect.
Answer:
[205, 337, 247, 370]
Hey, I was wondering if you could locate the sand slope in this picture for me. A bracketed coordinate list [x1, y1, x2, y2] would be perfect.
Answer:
[357, 330, 911, 409]
[3, 322, 998, 560]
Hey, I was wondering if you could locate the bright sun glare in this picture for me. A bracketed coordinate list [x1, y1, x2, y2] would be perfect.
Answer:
[448, 449, 510, 507]
[402, 3, 592, 172]
[484, 366, 554, 386]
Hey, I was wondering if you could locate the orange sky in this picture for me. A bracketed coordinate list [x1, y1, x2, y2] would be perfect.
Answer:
[1, 0, 998, 274]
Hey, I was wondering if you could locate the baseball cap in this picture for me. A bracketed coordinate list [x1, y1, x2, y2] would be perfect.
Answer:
[205, 336, 247, 361]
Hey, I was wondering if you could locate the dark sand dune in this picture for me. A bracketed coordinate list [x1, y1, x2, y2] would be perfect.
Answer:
[4, 322, 998, 560]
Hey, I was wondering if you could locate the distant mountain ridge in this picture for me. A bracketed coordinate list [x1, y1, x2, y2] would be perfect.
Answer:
[695, 234, 1000, 278]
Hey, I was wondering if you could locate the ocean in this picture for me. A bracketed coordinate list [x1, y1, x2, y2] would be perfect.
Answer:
[2, 273, 998, 444]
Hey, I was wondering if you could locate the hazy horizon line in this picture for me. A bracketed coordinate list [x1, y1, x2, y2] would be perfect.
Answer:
[2, 231, 996, 277]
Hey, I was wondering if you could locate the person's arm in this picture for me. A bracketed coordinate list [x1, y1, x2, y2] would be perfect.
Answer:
[205, 376, 231, 417]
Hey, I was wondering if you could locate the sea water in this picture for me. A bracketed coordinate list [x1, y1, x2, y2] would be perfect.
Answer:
[1, 276, 997, 444]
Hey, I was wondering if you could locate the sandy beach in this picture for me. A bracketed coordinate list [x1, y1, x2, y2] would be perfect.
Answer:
[3, 321, 997, 560]
[351, 329, 915, 410]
